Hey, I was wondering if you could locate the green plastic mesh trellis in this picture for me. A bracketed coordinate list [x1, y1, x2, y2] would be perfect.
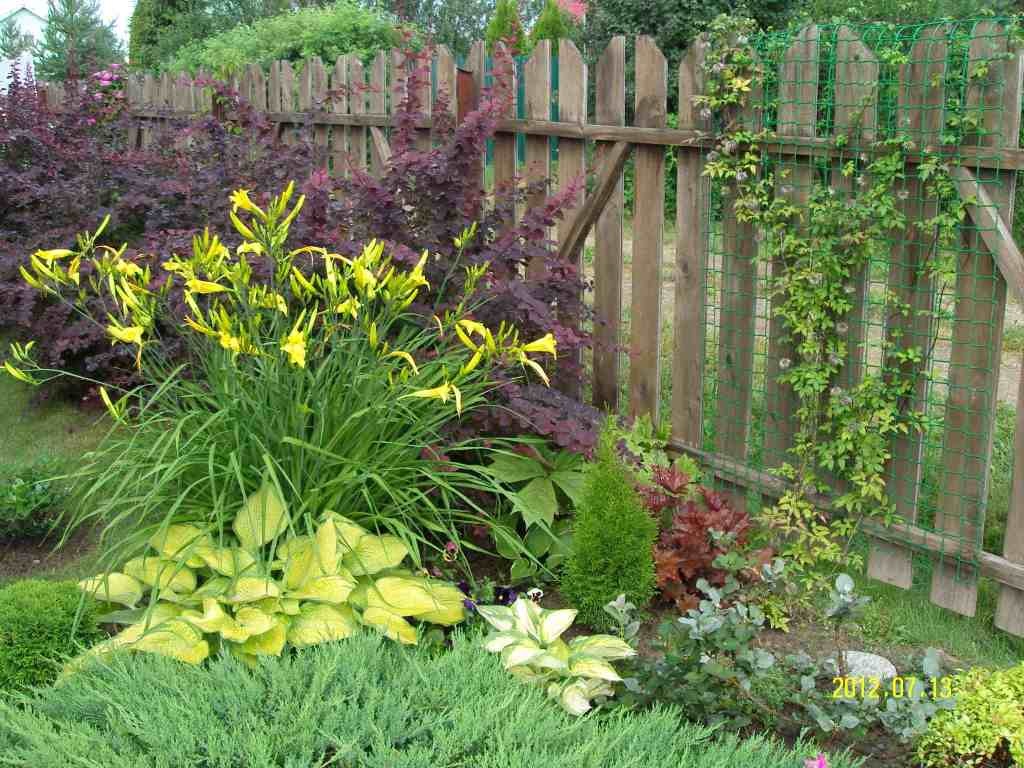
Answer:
[699, 19, 1018, 583]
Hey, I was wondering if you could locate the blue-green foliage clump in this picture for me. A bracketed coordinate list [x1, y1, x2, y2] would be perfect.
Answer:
[0, 632, 854, 767]
[0, 580, 103, 694]
[561, 431, 657, 628]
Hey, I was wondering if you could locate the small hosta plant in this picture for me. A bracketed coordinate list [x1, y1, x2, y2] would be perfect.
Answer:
[476, 596, 636, 715]
[76, 481, 467, 669]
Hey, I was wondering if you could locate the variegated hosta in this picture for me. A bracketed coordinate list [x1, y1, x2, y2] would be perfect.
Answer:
[75, 481, 466, 669]
[476, 597, 636, 715]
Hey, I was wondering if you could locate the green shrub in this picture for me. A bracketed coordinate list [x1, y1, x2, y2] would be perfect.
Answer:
[916, 663, 1024, 767]
[0, 580, 104, 694]
[0, 632, 855, 767]
[485, 0, 529, 55]
[0, 462, 65, 541]
[561, 431, 657, 628]
[161, 1, 404, 74]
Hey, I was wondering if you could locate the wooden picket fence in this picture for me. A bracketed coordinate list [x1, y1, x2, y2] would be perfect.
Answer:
[43, 21, 1024, 636]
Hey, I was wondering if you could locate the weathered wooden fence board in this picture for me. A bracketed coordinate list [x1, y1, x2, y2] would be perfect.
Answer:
[592, 36, 626, 412]
[869, 26, 948, 590]
[671, 41, 708, 448]
[629, 36, 668, 422]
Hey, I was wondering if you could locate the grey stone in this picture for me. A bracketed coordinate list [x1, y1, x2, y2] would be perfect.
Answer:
[841, 650, 897, 680]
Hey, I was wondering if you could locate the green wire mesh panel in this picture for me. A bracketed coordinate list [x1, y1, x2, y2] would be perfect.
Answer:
[699, 18, 1020, 608]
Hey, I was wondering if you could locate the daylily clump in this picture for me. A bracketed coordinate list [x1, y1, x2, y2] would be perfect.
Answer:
[6, 183, 558, 420]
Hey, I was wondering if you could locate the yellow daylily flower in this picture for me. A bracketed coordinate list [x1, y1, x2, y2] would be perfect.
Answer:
[459, 346, 484, 377]
[520, 332, 558, 359]
[19, 265, 45, 290]
[402, 382, 464, 415]
[230, 212, 257, 241]
[368, 322, 378, 350]
[385, 350, 419, 375]
[336, 297, 360, 319]
[99, 386, 128, 421]
[237, 241, 264, 256]
[184, 316, 216, 337]
[431, 315, 444, 337]
[457, 319, 488, 339]
[219, 332, 242, 354]
[521, 356, 551, 387]
[455, 323, 477, 351]
[230, 189, 265, 217]
[114, 260, 144, 277]
[3, 361, 37, 385]
[33, 248, 74, 261]
[281, 330, 306, 368]
[186, 279, 229, 295]
[107, 324, 145, 346]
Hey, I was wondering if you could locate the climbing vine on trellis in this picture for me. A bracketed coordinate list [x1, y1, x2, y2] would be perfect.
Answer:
[693, 14, 1018, 593]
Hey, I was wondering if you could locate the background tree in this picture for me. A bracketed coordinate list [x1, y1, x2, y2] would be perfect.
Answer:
[485, 0, 529, 54]
[530, 0, 579, 47]
[0, 18, 35, 60]
[34, 0, 123, 80]
[129, 0, 193, 68]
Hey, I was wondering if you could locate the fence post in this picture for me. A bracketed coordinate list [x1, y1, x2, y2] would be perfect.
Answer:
[629, 35, 667, 422]
[524, 39, 552, 278]
[368, 52, 387, 176]
[492, 42, 518, 223]
[671, 38, 709, 449]
[592, 36, 626, 412]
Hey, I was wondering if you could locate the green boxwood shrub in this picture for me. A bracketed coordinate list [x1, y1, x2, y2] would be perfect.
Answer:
[916, 663, 1024, 767]
[0, 632, 854, 767]
[0, 580, 104, 694]
[162, 1, 404, 74]
[561, 431, 657, 628]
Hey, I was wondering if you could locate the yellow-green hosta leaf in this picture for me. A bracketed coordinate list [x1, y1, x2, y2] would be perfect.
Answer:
[195, 546, 258, 577]
[325, 513, 368, 554]
[181, 599, 250, 643]
[79, 572, 144, 607]
[362, 607, 418, 645]
[287, 573, 356, 604]
[568, 635, 637, 661]
[149, 524, 212, 567]
[233, 481, 289, 550]
[511, 598, 544, 641]
[280, 598, 300, 615]
[282, 528, 340, 590]
[286, 603, 359, 648]
[365, 577, 438, 616]
[484, 630, 526, 653]
[224, 576, 282, 603]
[475, 604, 516, 632]
[342, 534, 408, 576]
[234, 606, 277, 638]
[227, 643, 260, 669]
[238, 616, 287, 656]
[414, 581, 467, 626]
[567, 656, 622, 682]
[123, 556, 197, 594]
[131, 618, 211, 665]
[537, 608, 577, 645]
[192, 576, 231, 602]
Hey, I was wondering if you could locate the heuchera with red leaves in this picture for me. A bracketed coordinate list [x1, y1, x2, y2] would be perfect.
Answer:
[641, 465, 769, 611]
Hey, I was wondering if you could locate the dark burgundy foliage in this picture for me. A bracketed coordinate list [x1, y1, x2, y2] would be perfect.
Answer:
[0, 49, 600, 451]
[641, 464, 766, 612]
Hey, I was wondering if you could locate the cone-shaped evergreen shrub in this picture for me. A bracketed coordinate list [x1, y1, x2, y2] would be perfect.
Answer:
[562, 430, 657, 628]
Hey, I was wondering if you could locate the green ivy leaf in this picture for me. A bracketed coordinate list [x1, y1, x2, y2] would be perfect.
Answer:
[510, 558, 535, 582]
[550, 469, 585, 509]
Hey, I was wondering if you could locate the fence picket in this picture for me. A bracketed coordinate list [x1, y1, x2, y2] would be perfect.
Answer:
[593, 37, 626, 411]
[764, 25, 819, 476]
[931, 21, 1020, 616]
[629, 36, 668, 421]
[557, 40, 587, 398]
[331, 56, 350, 177]
[493, 43, 518, 220]
[524, 40, 552, 277]
[868, 26, 948, 590]
[714, 49, 763, 512]
[349, 57, 367, 173]
[368, 52, 387, 175]
[672, 40, 709, 448]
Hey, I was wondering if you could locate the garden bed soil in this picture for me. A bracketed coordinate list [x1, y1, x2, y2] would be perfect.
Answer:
[0, 526, 96, 584]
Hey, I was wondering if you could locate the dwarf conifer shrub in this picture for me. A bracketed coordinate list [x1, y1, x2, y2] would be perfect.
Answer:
[0, 632, 856, 768]
[0, 580, 103, 693]
[561, 431, 657, 628]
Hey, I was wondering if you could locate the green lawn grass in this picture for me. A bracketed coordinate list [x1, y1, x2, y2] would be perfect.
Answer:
[0, 375, 106, 473]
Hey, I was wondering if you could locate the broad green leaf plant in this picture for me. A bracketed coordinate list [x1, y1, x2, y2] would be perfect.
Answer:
[5, 184, 558, 569]
[476, 596, 636, 715]
[77, 480, 467, 669]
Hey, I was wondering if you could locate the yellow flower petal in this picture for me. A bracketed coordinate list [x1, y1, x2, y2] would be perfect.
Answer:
[186, 279, 229, 295]
[385, 350, 419, 375]
[520, 332, 558, 359]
